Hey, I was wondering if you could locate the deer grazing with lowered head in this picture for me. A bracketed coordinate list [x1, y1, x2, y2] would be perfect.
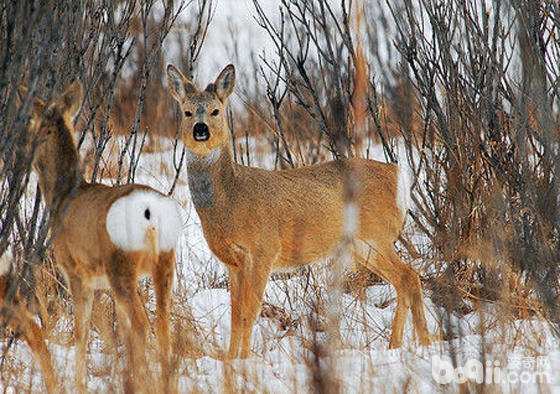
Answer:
[166, 64, 433, 359]
[27, 82, 183, 391]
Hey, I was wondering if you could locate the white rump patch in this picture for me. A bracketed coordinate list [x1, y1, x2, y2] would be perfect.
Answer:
[106, 190, 184, 253]
[396, 165, 411, 220]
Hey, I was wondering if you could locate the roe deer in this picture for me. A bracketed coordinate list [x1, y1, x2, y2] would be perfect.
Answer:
[166, 64, 433, 359]
[0, 255, 57, 393]
[27, 82, 183, 391]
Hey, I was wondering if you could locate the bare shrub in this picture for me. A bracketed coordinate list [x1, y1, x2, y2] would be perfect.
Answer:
[250, 0, 560, 389]
[0, 0, 206, 391]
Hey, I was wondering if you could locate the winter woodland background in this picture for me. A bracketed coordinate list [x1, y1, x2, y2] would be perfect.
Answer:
[1, 0, 560, 392]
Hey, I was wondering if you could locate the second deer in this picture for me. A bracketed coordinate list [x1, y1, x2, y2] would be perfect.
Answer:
[27, 82, 183, 391]
[167, 64, 433, 359]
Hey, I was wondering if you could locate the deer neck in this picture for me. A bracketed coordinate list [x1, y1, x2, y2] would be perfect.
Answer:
[35, 121, 83, 213]
[186, 146, 234, 212]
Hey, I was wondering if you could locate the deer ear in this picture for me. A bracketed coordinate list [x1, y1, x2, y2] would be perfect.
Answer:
[57, 81, 83, 120]
[214, 64, 235, 102]
[167, 64, 196, 102]
[16, 85, 45, 116]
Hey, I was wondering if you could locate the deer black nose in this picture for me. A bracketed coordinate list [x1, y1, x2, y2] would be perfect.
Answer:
[193, 122, 210, 141]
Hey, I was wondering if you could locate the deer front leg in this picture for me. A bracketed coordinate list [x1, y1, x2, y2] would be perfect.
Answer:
[238, 262, 272, 359]
[239, 247, 277, 359]
[226, 244, 276, 359]
[228, 266, 269, 359]
[227, 267, 243, 359]
[152, 250, 175, 387]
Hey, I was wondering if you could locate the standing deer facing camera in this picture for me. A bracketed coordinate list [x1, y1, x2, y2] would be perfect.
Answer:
[27, 82, 183, 392]
[167, 64, 433, 359]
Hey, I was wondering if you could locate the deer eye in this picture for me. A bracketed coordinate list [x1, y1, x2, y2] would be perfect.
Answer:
[211, 109, 219, 116]
[185, 111, 192, 117]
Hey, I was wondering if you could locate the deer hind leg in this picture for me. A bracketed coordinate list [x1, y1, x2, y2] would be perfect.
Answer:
[68, 276, 94, 393]
[113, 294, 150, 394]
[353, 239, 431, 348]
[106, 252, 150, 393]
[385, 248, 431, 346]
[12, 307, 57, 393]
[152, 250, 175, 387]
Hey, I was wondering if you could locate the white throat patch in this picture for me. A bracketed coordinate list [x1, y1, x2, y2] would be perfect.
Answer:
[185, 147, 221, 165]
[106, 190, 184, 252]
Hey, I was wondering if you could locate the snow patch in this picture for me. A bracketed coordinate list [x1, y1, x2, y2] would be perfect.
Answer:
[396, 164, 411, 220]
[106, 190, 184, 252]
[0, 249, 13, 276]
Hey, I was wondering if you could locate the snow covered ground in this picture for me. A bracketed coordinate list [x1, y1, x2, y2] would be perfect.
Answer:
[1, 137, 559, 393]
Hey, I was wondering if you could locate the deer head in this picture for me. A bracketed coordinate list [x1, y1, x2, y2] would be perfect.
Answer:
[166, 64, 235, 157]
